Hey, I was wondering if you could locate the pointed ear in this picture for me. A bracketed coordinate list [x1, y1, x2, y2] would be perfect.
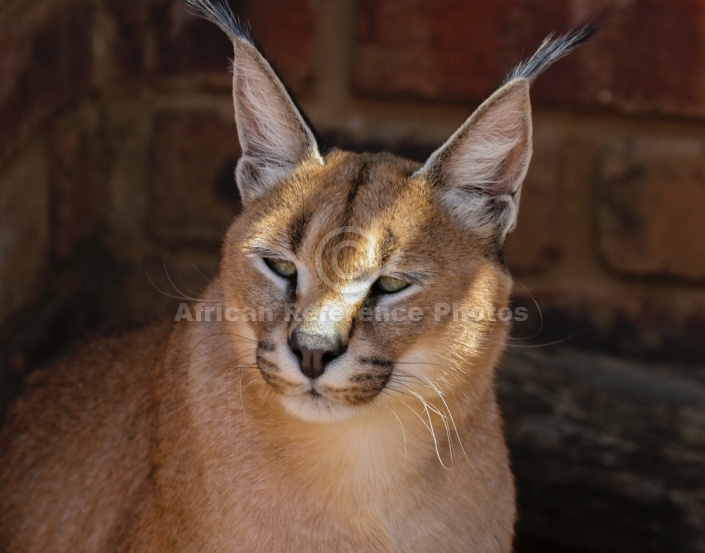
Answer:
[231, 38, 322, 204]
[420, 79, 532, 243]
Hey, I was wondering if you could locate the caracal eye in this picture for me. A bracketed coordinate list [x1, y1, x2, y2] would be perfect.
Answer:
[263, 257, 297, 279]
[376, 275, 410, 294]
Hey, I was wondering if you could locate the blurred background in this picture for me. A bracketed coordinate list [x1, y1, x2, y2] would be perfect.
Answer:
[1, 0, 704, 551]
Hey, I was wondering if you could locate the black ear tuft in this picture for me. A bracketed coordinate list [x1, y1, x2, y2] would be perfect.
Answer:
[183, 0, 253, 43]
[504, 21, 601, 84]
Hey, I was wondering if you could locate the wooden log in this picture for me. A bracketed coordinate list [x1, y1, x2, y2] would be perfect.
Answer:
[499, 348, 705, 553]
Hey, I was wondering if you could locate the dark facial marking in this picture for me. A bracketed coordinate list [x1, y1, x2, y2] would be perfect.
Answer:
[289, 211, 310, 254]
[286, 279, 297, 305]
[258, 340, 275, 352]
[348, 370, 392, 404]
[380, 228, 398, 265]
[348, 316, 358, 341]
[259, 370, 293, 393]
[257, 356, 280, 373]
[351, 358, 394, 397]
[358, 357, 394, 369]
[345, 161, 369, 213]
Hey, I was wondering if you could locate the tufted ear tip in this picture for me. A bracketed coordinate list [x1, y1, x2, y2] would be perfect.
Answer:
[419, 23, 597, 243]
[185, 0, 321, 206]
[421, 79, 532, 242]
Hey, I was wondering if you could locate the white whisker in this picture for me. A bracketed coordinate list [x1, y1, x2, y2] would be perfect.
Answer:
[423, 377, 468, 461]
[408, 391, 451, 470]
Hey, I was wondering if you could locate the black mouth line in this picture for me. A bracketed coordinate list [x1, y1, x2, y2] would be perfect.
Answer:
[257, 353, 393, 402]
[256, 354, 315, 397]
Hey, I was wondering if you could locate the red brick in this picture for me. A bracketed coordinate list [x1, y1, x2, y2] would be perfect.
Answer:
[607, 0, 705, 116]
[530, 0, 705, 115]
[354, 0, 510, 100]
[148, 109, 242, 242]
[505, 130, 567, 274]
[245, 0, 318, 90]
[597, 137, 705, 281]
[354, 0, 705, 117]
[0, 0, 94, 165]
[153, 0, 316, 90]
[504, 0, 602, 107]
[48, 106, 109, 258]
[353, 0, 583, 101]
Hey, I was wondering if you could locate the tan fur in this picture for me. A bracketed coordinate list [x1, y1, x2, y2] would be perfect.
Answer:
[0, 7, 594, 551]
[0, 151, 516, 553]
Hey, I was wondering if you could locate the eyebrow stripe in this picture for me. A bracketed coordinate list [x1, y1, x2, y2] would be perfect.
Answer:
[289, 211, 310, 253]
[380, 227, 398, 264]
[346, 161, 369, 212]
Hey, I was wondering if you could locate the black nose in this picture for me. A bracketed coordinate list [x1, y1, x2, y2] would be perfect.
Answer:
[288, 331, 346, 379]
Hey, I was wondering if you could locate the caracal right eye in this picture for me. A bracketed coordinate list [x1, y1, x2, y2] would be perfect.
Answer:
[263, 257, 297, 279]
[376, 275, 410, 294]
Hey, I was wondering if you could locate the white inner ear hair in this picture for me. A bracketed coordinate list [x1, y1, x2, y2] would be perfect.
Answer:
[426, 80, 532, 242]
[233, 42, 322, 202]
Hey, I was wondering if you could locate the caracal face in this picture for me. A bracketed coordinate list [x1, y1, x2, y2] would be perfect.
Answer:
[221, 150, 512, 422]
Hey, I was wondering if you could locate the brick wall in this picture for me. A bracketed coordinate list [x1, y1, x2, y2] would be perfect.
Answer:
[1, 1, 704, 551]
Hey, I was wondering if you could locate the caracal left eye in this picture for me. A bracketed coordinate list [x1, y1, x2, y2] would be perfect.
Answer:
[376, 276, 410, 294]
[264, 257, 297, 279]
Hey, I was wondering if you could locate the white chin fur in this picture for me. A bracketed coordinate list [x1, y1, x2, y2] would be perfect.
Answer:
[280, 394, 362, 423]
